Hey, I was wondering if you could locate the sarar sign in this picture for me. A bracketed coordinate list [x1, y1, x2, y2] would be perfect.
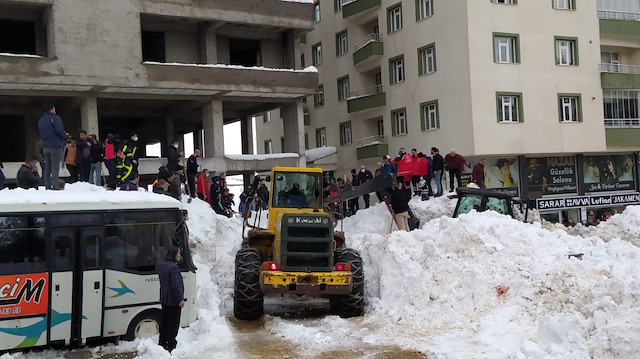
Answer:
[536, 193, 640, 211]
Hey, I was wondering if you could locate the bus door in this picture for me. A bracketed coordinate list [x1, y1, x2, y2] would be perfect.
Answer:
[48, 227, 104, 344]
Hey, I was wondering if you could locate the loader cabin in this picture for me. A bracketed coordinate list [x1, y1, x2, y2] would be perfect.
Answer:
[453, 187, 515, 218]
[267, 166, 324, 231]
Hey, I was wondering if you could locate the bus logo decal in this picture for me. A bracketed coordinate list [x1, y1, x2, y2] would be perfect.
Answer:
[108, 280, 135, 298]
[0, 274, 48, 318]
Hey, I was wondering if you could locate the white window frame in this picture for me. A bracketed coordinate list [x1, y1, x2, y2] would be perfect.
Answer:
[391, 57, 405, 84]
[601, 52, 620, 73]
[313, 43, 323, 66]
[264, 140, 273, 154]
[340, 122, 352, 145]
[419, 46, 436, 75]
[317, 128, 327, 147]
[423, 103, 438, 129]
[553, 0, 573, 10]
[498, 95, 519, 123]
[556, 39, 576, 66]
[337, 32, 348, 56]
[495, 36, 516, 64]
[338, 77, 350, 101]
[394, 110, 408, 135]
[317, 85, 324, 107]
[492, 0, 515, 4]
[418, 0, 433, 20]
[389, 6, 403, 33]
[560, 96, 579, 122]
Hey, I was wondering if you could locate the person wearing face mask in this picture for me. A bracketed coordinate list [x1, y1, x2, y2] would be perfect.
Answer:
[117, 132, 139, 185]
[167, 140, 181, 173]
[126, 132, 140, 172]
[186, 149, 200, 198]
[16, 154, 41, 190]
[356, 164, 373, 208]
[156, 246, 185, 353]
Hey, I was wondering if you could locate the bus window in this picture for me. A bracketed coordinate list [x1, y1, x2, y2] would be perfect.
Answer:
[50, 213, 101, 228]
[0, 216, 46, 275]
[54, 235, 73, 271]
[84, 235, 101, 270]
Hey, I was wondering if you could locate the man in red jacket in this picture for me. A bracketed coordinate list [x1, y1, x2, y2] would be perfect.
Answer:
[196, 168, 210, 201]
[472, 159, 486, 189]
[444, 149, 466, 192]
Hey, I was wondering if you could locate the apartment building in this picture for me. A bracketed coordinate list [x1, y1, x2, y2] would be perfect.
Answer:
[256, 0, 640, 223]
[0, 0, 316, 178]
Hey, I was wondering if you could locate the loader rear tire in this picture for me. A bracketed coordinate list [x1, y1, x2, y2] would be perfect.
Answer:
[234, 248, 264, 320]
[330, 247, 365, 318]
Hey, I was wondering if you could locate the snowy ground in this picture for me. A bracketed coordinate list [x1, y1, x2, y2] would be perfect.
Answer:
[2, 186, 640, 359]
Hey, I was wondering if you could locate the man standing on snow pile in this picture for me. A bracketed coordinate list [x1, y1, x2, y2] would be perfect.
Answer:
[444, 149, 466, 192]
[167, 140, 181, 172]
[430, 147, 444, 197]
[389, 181, 410, 231]
[186, 149, 200, 198]
[472, 159, 487, 189]
[357, 164, 373, 208]
[38, 104, 68, 190]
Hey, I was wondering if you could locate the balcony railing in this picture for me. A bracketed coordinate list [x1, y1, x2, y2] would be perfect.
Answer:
[341, 0, 356, 5]
[356, 135, 385, 148]
[605, 119, 640, 127]
[348, 84, 383, 99]
[600, 63, 640, 74]
[354, 33, 382, 52]
[598, 10, 640, 21]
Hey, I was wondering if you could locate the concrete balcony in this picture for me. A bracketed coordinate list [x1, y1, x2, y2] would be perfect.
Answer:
[599, 10, 640, 34]
[606, 127, 640, 149]
[356, 135, 388, 160]
[342, 0, 381, 22]
[347, 85, 386, 113]
[600, 63, 640, 89]
[353, 33, 383, 71]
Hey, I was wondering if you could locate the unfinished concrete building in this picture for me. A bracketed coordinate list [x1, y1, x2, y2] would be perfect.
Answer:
[0, 0, 317, 180]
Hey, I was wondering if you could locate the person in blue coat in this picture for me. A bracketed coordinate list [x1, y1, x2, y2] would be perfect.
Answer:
[37, 104, 67, 190]
[156, 247, 185, 353]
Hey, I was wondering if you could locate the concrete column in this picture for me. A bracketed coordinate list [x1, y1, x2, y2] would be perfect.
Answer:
[201, 25, 218, 64]
[81, 96, 99, 136]
[202, 99, 224, 158]
[281, 101, 305, 167]
[240, 115, 254, 154]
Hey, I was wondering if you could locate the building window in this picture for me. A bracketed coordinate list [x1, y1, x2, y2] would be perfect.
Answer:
[388, 4, 403, 33]
[305, 133, 309, 150]
[416, 0, 433, 20]
[0, 4, 51, 57]
[264, 140, 273, 154]
[492, 0, 516, 4]
[389, 55, 405, 84]
[314, 2, 321, 23]
[493, 33, 519, 64]
[558, 94, 582, 122]
[335, 0, 343, 12]
[603, 90, 639, 121]
[340, 121, 352, 145]
[263, 112, 271, 123]
[555, 37, 578, 66]
[601, 52, 620, 72]
[496, 93, 523, 123]
[316, 127, 327, 147]
[420, 100, 439, 130]
[314, 85, 324, 107]
[337, 76, 350, 101]
[391, 108, 408, 136]
[377, 119, 384, 136]
[336, 30, 348, 56]
[312, 42, 323, 66]
[553, 0, 575, 10]
[418, 43, 436, 75]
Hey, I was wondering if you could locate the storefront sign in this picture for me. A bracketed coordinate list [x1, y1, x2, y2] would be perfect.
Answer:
[582, 155, 635, 193]
[536, 193, 640, 211]
[0, 273, 48, 318]
[525, 156, 577, 195]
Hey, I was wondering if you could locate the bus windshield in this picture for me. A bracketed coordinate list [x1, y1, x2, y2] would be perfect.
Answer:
[272, 171, 322, 209]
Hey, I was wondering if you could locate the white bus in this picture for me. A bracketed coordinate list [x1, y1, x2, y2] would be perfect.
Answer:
[0, 189, 197, 351]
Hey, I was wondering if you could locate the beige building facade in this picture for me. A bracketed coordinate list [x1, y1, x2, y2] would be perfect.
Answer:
[256, 0, 640, 223]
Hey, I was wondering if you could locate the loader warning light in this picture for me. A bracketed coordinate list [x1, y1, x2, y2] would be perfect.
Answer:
[262, 262, 279, 271]
[335, 263, 351, 271]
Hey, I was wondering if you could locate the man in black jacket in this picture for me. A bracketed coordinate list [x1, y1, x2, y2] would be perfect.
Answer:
[167, 140, 180, 172]
[17, 154, 41, 190]
[356, 165, 374, 208]
[89, 134, 103, 186]
[431, 147, 444, 197]
[389, 181, 410, 231]
[186, 149, 200, 198]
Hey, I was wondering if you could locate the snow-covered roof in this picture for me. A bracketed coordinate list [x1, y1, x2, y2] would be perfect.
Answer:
[305, 146, 337, 162]
[0, 182, 180, 213]
[144, 61, 318, 73]
[225, 153, 299, 161]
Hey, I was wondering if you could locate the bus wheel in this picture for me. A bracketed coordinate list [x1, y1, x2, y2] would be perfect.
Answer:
[330, 247, 365, 318]
[125, 311, 161, 341]
[234, 248, 264, 320]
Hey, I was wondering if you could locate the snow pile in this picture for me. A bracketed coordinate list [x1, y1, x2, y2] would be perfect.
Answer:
[305, 146, 337, 162]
